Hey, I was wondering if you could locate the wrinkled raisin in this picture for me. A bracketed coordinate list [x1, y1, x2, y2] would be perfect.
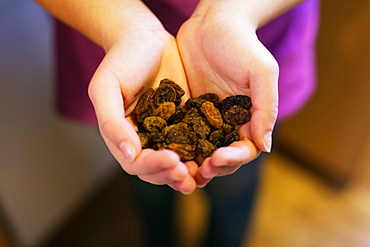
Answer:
[224, 105, 251, 125]
[222, 95, 252, 110]
[143, 116, 167, 132]
[223, 131, 240, 147]
[201, 101, 223, 129]
[167, 106, 187, 125]
[134, 88, 155, 115]
[192, 116, 211, 139]
[197, 139, 216, 158]
[154, 102, 176, 120]
[138, 132, 152, 148]
[185, 93, 219, 108]
[167, 143, 197, 161]
[154, 84, 177, 106]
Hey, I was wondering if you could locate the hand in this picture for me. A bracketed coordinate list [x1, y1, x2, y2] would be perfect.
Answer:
[88, 28, 197, 194]
[177, 6, 279, 186]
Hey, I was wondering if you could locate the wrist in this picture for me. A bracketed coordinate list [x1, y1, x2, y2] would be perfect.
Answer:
[193, 0, 304, 29]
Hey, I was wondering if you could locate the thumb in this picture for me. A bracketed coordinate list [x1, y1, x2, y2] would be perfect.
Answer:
[249, 45, 279, 153]
[88, 68, 141, 164]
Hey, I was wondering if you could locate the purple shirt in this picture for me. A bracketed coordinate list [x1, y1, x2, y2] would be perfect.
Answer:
[54, 0, 320, 125]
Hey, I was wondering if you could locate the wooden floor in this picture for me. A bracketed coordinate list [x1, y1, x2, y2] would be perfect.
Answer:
[3, 152, 370, 247]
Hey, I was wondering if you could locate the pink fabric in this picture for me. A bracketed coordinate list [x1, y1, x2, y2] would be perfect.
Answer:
[54, 0, 320, 125]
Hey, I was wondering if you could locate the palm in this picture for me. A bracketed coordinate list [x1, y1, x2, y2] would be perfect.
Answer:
[177, 15, 278, 185]
[89, 30, 197, 193]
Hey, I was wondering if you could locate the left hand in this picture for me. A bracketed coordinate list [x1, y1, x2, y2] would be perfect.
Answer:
[177, 5, 279, 186]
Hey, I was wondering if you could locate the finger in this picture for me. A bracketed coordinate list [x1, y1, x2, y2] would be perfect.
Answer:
[195, 158, 214, 188]
[168, 174, 197, 195]
[210, 140, 260, 167]
[138, 161, 188, 185]
[88, 65, 142, 164]
[248, 42, 279, 153]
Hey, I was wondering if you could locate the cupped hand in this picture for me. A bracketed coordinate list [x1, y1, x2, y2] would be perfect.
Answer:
[88, 28, 197, 194]
[177, 9, 279, 186]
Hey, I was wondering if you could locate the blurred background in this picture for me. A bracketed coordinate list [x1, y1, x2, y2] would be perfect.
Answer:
[1, 0, 369, 247]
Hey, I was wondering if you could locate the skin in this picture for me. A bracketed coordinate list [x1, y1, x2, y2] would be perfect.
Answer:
[35, 0, 305, 193]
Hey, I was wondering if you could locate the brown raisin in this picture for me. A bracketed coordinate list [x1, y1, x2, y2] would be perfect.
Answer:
[201, 101, 223, 129]
[134, 88, 155, 115]
[153, 102, 176, 120]
[192, 116, 211, 139]
[143, 116, 167, 132]
[224, 105, 251, 125]
[197, 139, 216, 158]
[154, 84, 177, 106]
[167, 106, 187, 125]
[138, 132, 152, 148]
[209, 128, 224, 147]
[167, 143, 197, 161]
[185, 93, 219, 108]
[159, 78, 185, 97]
[222, 95, 252, 111]
[223, 131, 240, 147]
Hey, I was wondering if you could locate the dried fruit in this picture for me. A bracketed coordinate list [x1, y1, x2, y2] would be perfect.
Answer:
[153, 102, 176, 120]
[132, 79, 253, 161]
[224, 105, 251, 125]
[197, 139, 216, 158]
[143, 116, 167, 132]
[167, 143, 197, 161]
[201, 101, 223, 129]
[222, 95, 252, 110]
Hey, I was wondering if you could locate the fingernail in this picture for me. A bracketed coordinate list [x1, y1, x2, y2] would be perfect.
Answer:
[263, 133, 272, 153]
[119, 141, 136, 162]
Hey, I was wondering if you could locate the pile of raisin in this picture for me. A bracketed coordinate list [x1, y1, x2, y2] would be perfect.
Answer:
[131, 78, 252, 161]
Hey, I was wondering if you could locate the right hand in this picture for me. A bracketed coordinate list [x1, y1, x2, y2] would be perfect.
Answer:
[88, 28, 197, 194]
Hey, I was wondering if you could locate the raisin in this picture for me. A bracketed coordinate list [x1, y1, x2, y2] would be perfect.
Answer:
[197, 139, 216, 158]
[133, 78, 253, 161]
[159, 78, 185, 97]
[209, 128, 224, 147]
[153, 142, 168, 150]
[153, 102, 176, 120]
[222, 95, 252, 111]
[166, 130, 193, 144]
[162, 122, 189, 136]
[223, 131, 240, 147]
[143, 116, 167, 132]
[167, 143, 197, 161]
[185, 93, 219, 108]
[154, 84, 177, 106]
[192, 116, 211, 139]
[138, 132, 152, 148]
[224, 105, 251, 125]
[134, 88, 155, 115]
[201, 101, 223, 129]
[167, 106, 187, 125]
[150, 131, 165, 143]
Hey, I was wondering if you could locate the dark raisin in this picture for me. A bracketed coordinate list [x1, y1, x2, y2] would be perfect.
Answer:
[224, 105, 251, 125]
[167, 106, 187, 125]
[154, 84, 177, 106]
[138, 132, 152, 148]
[223, 131, 240, 147]
[222, 95, 252, 111]
[197, 139, 216, 158]
[143, 116, 167, 132]
[185, 93, 219, 109]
